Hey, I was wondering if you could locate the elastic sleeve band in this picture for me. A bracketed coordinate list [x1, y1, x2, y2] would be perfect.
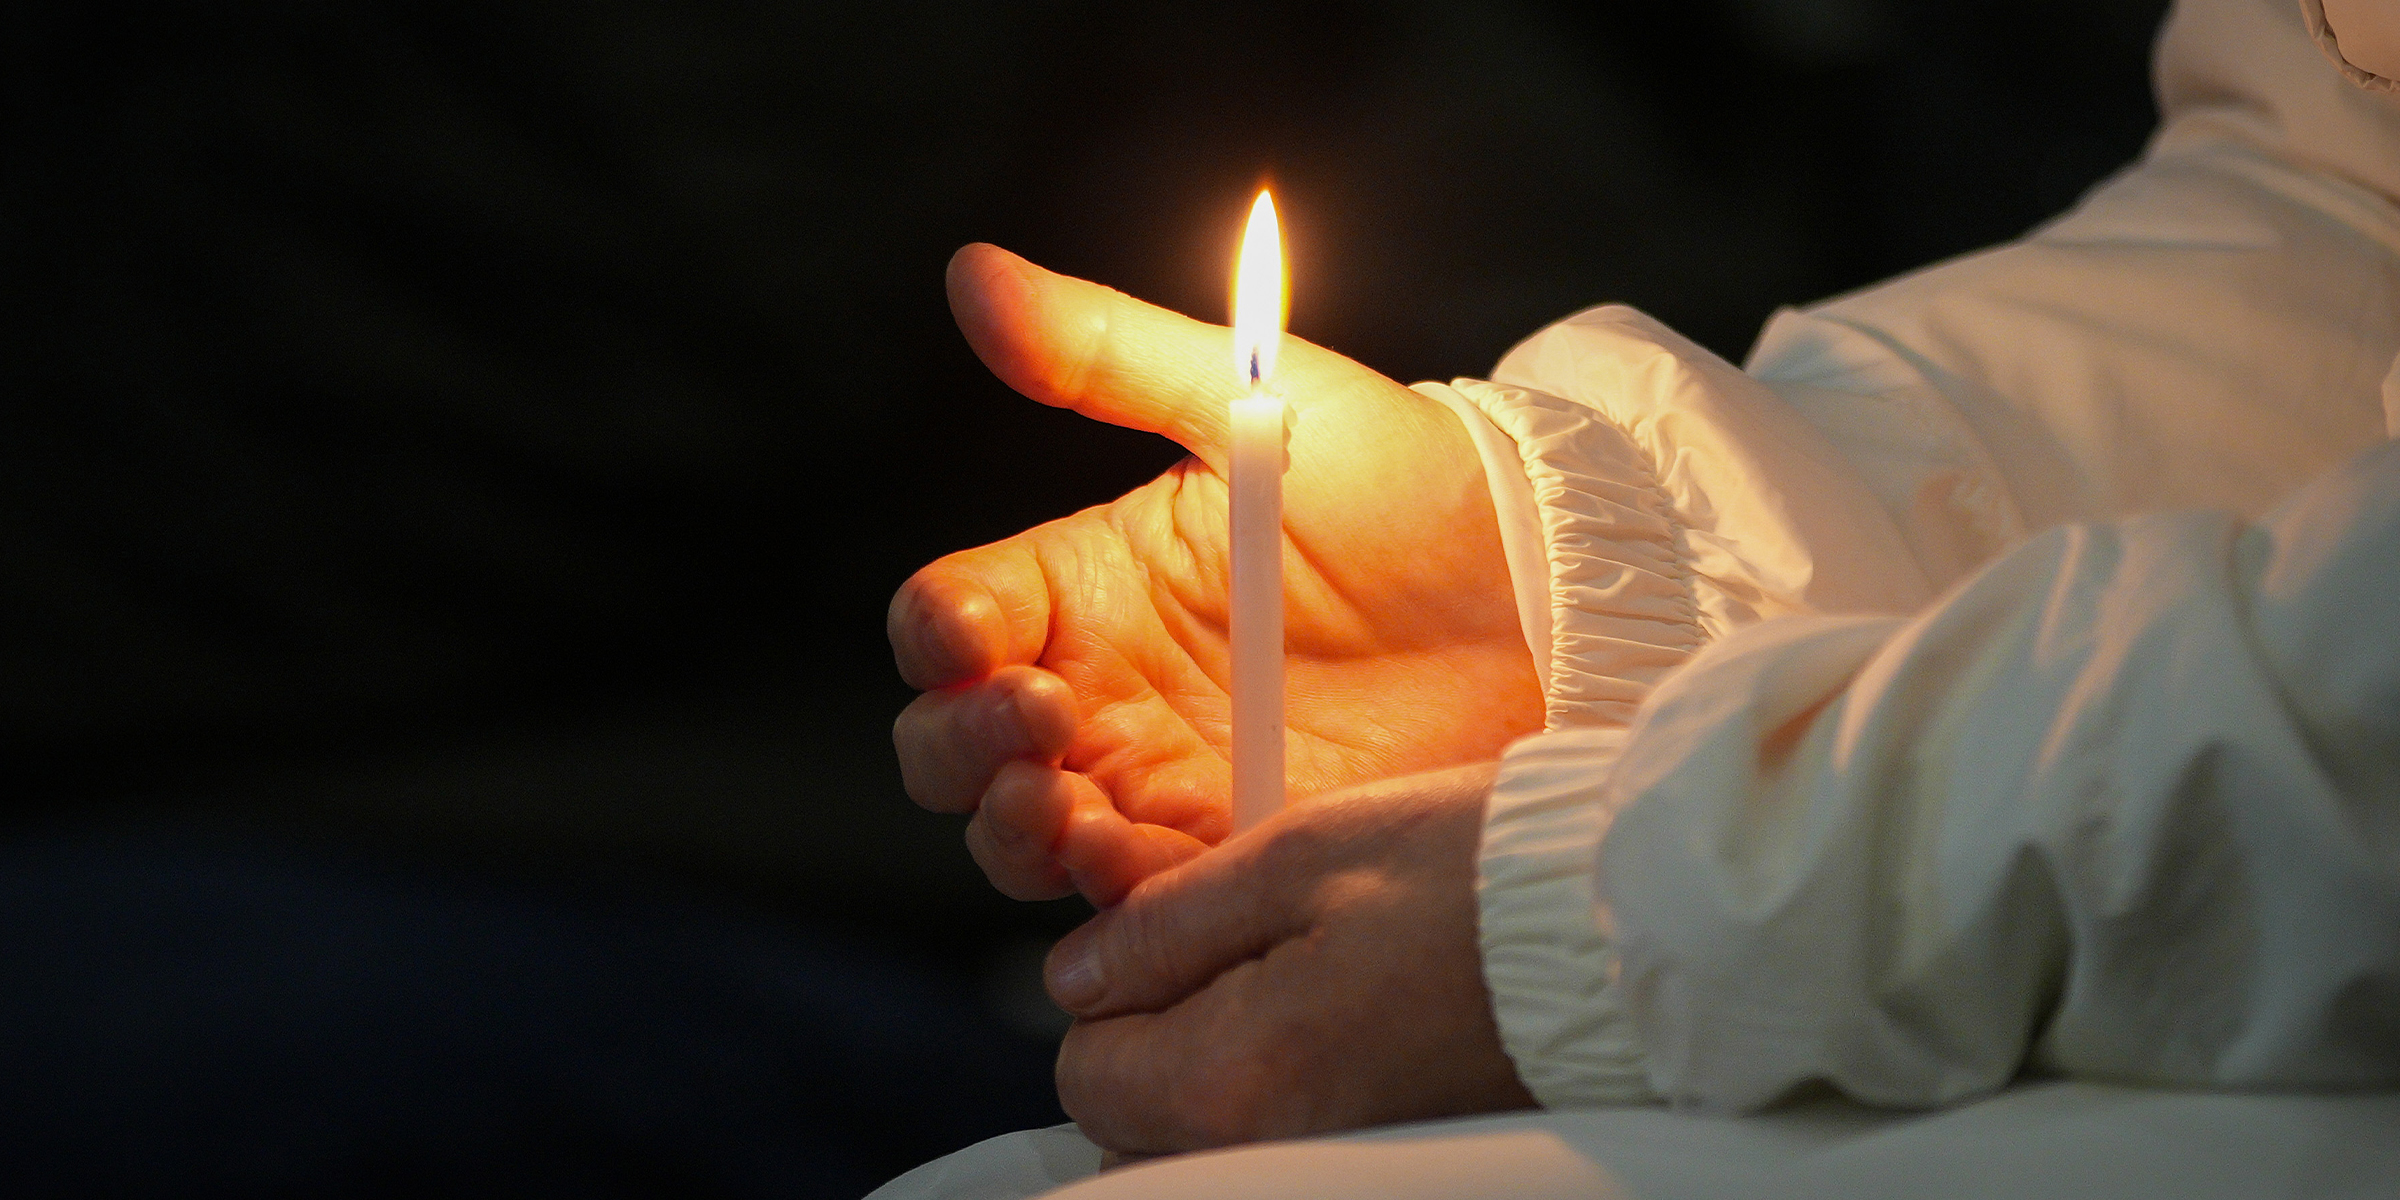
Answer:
[1416, 381, 1553, 694]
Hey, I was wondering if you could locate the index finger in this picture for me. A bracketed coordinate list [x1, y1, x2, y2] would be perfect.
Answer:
[887, 536, 1052, 690]
[1043, 830, 1303, 1020]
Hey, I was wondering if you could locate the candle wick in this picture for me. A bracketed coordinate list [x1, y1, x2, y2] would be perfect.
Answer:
[1248, 350, 1264, 388]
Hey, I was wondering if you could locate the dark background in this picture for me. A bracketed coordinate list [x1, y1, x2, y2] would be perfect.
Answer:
[2, 0, 2167, 1188]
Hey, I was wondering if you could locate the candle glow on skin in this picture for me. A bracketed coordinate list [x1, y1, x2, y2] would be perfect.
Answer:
[1228, 190, 1288, 834]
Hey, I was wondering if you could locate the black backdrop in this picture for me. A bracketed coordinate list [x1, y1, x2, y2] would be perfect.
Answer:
[3, 0, 2165, 1115]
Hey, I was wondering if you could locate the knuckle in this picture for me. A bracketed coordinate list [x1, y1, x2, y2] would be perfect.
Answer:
[1245, 825, 1334, 911]
[967, 691, 1036, 763]
[996, 667, 1076, 754]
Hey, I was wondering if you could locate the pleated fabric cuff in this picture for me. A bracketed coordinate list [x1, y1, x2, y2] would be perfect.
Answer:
[1479, 725, 1655, 1108]
[1440, 376, 1704, 730]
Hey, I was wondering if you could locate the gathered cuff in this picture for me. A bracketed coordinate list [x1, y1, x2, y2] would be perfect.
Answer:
[1436, 305, 1934, 730]
[1479, 725, 1655, 1108]
[1416, 382, 1555, 696]
[1441, 378, 1705, 729]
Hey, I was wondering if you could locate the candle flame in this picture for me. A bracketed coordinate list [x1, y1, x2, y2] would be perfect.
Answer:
[1232, 190, 1284, 388]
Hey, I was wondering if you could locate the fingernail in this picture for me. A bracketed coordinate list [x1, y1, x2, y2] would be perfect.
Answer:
[1048, 947, 1104, 1012]
[946, 244, 1032, 361]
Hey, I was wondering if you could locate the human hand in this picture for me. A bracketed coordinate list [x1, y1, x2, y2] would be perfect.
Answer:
[890, 245, 1542, 905]
[1039, 763, 1534, 1154]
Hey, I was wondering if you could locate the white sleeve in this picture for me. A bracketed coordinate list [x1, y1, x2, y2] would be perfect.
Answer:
[1428, 307, 1938, 1106]
[1742, 128, 2400, 546]
[1587, 437, 2400, 1111]
[1459, 113, 2400, 1114]
[1424, 306, 1938, 732]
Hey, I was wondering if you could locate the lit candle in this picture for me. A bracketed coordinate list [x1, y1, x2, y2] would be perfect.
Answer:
[1228, 189, 1287, 833]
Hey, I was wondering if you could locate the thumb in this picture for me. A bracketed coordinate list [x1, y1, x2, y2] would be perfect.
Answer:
[1043, 835, 1300, 1019]
[948, 242, 1238, 459]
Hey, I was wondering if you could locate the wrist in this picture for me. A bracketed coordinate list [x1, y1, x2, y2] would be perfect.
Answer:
[1415, 381, 1553, 695]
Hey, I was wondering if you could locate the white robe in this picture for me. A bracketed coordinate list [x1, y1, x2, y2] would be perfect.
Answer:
[879, 0, 2400, 1193]
[1462, 0, 2400, 1113]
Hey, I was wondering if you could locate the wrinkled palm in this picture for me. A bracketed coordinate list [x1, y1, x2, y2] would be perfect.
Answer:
[890, 245, 1540, 900]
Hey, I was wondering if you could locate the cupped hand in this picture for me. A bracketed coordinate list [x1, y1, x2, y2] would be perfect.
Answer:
[889, 244, 1541, 905]
[1042, 764, 1535, 1154]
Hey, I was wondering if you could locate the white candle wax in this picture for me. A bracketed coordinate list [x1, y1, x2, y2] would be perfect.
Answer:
[1228, 386, 1286, 833]
[1227, 189, 1288, 834]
